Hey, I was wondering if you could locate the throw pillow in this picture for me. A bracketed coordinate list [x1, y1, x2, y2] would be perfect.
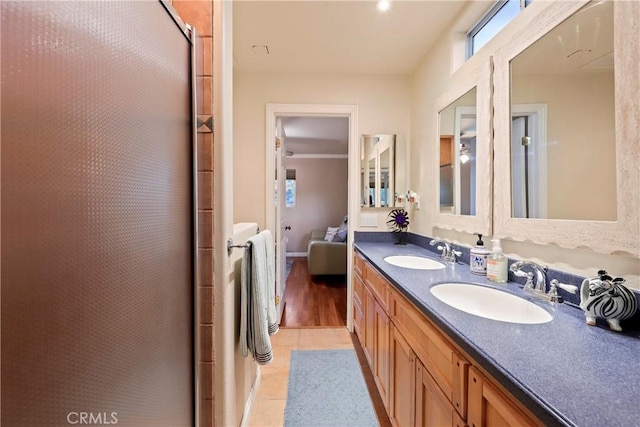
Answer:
[333, 220, 348, 242]
[324, 226, 339, 241]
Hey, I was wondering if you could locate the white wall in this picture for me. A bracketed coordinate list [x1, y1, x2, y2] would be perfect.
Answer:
[285, 157, 348, 254]
[513, 72, 616, 220]
[233, 71, 411, 230]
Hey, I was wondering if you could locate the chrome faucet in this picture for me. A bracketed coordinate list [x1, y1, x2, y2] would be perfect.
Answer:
[510, 260, 579, 303]
[429, 238, 450, 259]
[510, 260, 548, 293]
[429, 238, 461, 263]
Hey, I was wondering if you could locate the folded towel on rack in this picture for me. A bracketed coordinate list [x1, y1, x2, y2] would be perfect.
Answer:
[240, 229, 279, 365]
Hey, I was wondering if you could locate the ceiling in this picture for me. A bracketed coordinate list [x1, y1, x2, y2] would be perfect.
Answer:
[281, 117, 349, 155]
[233, 1, 467, 75]
[236, 1, 468, 155]
[511, 0, 613, 75]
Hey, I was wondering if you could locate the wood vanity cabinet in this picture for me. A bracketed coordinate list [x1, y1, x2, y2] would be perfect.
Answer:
[373, 298, 390, 409]
[354, 252, 391, 409]
[353, 254, 543, 427]
[390, 321, 467, 427]
[389, 287, 469, 415]
[364, 285, 376, 368]
[416, 359, 466, 427]
[389, 286, 468, 427]
[352, 254, 365, 349]
[364, 260, 391, 410]
[467, 366, 539, 427]
[389, 324, 415, 427]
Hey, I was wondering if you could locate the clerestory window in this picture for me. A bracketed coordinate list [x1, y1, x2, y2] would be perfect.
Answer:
[466, 0, 532, 59]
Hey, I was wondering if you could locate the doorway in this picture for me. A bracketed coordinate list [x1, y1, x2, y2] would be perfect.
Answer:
[265, 104, 359, 329]
[511, 104, 548, 218]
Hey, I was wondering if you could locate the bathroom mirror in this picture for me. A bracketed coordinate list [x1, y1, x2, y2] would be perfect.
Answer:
[367, 157, 376, 206]
[511, 0, 615, 221]
[438, 87, 477, 216]
[379, 147, 391, 207]
[493, 0, 639, 256]
[361, 134, 397, 208]
[431, 59, 492, 236]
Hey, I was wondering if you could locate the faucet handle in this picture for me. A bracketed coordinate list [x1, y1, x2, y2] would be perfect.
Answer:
[510, 264, 529, 277]
[548, 279, 578, 304]
[450, 249, 462, 263]
[523, 272, 535, 290]
[435, 245, 448, 258]
[429, 239, 449, 259]
[549, 279, 578, 294]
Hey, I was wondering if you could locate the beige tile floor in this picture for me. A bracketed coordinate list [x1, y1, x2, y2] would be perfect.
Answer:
[245, 327, 356, 427]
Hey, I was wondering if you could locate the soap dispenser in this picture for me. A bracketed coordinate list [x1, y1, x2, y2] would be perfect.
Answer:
[486, 238, 508, 283]
[470, 234, 489, 275]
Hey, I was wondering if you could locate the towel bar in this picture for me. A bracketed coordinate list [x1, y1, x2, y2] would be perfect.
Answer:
[227, 225, 261, 256]
[227, 238, 249, 256]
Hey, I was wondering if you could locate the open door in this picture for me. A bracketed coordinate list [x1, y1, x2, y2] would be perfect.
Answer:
[274, 118, 287, 321]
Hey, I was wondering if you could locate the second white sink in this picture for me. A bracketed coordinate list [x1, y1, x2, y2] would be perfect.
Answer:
[384, 255, 446, 270]
[430, 283, 553, 324]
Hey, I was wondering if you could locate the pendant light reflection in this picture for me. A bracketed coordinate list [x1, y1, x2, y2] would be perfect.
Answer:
[460, 144, 470, 164]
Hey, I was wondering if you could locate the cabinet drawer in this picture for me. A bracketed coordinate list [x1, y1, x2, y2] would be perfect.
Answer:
[354, 252, 365, 277]
[353, 271, 364, 309]
[364, 263, 389, 310]
[390, 288, 467, 409]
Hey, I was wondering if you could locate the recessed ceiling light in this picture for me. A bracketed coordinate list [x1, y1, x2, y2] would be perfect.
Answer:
[377, 0, 390, 12]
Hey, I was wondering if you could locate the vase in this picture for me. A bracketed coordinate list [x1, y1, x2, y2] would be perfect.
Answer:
[394, 231, 408, 245]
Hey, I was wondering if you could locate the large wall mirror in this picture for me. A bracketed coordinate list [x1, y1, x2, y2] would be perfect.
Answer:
[432, 59, 492, 236]
[361, 134, 403, 208]
[493, 0, 639, 256]
[439, 87, 477, 216]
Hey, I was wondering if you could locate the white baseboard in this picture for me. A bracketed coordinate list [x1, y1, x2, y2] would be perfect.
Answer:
[239, 366, 261, 427]
[286, 252, 307, 257]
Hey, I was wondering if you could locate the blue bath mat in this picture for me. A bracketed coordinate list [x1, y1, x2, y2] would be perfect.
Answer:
[284, 349, 377, 426]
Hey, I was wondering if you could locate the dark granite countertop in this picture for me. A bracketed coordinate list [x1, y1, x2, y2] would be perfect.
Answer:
[354, 241, 640, 427]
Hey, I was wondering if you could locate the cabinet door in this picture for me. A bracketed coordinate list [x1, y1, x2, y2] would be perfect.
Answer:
[440, 135, 454, 166]
[452, 351, 470, 420]
[353, 271, 365, 347]
[364, 285, 376, 368]
[389, 324, 415, 427]
[373, 299, 390, 410]
[467, 366, 537, 427]
[390, 288, 458, 403]
[416, 359, 458, 427]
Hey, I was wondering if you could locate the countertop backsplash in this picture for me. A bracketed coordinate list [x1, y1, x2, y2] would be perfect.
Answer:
[354, 231, 640, 335]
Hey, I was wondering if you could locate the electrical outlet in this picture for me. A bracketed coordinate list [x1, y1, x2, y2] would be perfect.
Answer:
[360, 213, 378, 227]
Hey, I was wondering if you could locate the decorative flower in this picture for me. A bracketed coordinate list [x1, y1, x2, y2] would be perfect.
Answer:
[387, 208, 410, 233]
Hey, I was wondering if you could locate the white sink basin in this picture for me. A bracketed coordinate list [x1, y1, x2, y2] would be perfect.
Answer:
[430, 283, 552, 324]
[384, 255, 446, 270]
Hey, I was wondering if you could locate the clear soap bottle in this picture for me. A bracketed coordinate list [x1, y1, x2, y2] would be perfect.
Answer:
[487, 238, 508, 283]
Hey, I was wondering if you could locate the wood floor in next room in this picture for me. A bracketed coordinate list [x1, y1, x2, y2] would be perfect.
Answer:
[280, 257, 347, 328]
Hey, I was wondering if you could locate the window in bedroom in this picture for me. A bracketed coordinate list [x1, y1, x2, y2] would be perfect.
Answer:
[285, 169, 296, 207]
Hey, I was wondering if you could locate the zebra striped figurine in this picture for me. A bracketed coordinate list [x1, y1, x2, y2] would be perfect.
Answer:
[580, 270, 638, 332]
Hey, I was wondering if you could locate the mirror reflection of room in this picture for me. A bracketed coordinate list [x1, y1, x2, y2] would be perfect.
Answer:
[439, 87, 477, 216]
[361, 134, 396, 208]
[509, 0, 615, 221]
